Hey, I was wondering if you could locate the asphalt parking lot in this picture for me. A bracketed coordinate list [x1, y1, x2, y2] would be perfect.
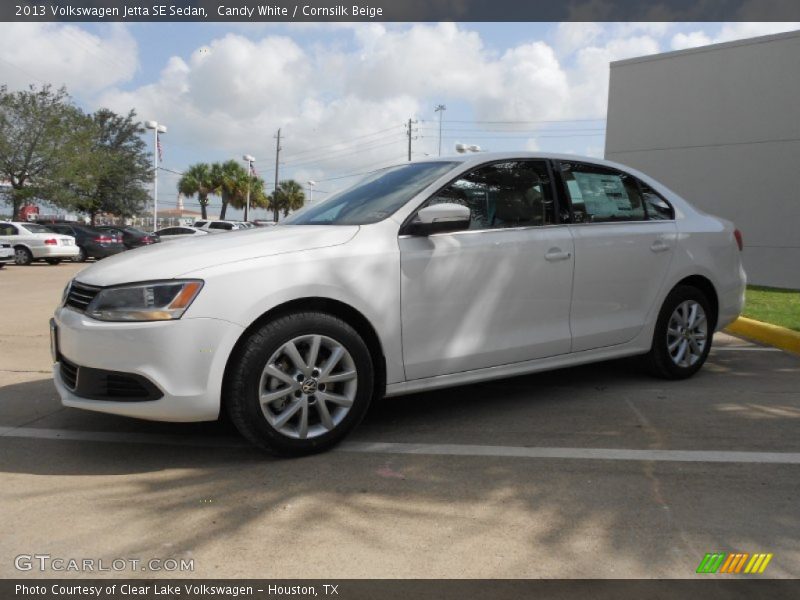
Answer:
[1, 262, 798, 579]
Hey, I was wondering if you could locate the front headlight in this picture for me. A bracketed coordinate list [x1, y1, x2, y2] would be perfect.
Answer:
[86, 280, 203, 322]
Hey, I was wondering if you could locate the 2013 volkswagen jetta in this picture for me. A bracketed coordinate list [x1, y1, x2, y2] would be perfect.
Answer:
[51, 153, 746, 455]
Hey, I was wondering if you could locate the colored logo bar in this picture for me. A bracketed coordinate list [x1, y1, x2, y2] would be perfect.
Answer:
[696, 553, 773, 574]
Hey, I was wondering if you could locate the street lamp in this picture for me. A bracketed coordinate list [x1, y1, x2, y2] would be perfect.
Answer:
[145, 120, 166, 229]
[455, 143, 482, 154]
[434, 104, 447, 156]
[242, 154, 255, 222]
[306, 180, 316, 205]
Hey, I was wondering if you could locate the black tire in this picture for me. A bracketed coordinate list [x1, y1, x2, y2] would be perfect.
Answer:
[644, 285, 715, 380]
[14, 246, 33, 266]
[72, 247, 87, 262]
[225, 311, 374, 456]
[46, 258, 62, 265]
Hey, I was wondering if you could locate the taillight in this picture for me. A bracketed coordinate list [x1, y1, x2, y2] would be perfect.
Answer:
[142, 236, 153, 243]
[44, 238, 57, 245]
[95, 235, 113, 243]
[734, 229, 743, 251]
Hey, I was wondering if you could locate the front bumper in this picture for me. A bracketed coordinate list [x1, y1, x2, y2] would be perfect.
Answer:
[52, 306, 244, 422]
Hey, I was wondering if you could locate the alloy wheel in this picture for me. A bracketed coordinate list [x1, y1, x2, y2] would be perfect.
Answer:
[258, 334, 357, 439]
[666, 300, 708, 368]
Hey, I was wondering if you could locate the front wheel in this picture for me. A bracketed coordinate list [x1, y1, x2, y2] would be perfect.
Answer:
[225, 311, 374, 456]
[644, 285, 714, 380]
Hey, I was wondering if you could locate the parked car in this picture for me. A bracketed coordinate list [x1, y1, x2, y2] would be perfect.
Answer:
[0, 221, 79, 265]
[51, 153, 745, 456]
[44, 223, 126, 262]
[155, 226, 209, 241]
[252, 220, 277, 227]
[97, 225, 160, 249]
[0, 241, 13, 268]
[199, 220, 247, 233]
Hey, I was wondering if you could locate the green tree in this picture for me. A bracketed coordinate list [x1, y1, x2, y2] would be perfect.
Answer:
[0, 85, 84, 219]
[268, 179, 306, 222]
[58, 108, 151, 224]
[177, 163, 215, 219]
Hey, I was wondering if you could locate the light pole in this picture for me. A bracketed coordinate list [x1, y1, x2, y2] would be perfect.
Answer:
[145, 121, 166, 230]
[306, 180, 316, 205]
[434, 104, 446, 156]
[242, 154, 255, 222]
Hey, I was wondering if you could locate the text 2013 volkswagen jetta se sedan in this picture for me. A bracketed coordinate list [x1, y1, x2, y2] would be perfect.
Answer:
[52, 153, 745, 455]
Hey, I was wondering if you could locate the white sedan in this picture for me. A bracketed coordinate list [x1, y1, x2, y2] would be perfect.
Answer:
[154, 226, 209, 241]
[0, 221, 80, 265]
[51, 153, 745, 456]
[0, 241, 12, 268]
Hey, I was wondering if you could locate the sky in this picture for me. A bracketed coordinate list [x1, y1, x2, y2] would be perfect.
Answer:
[1, 20, 798, 219]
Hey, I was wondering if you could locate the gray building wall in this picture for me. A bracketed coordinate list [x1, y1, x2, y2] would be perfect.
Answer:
[605, 30, 800, 289]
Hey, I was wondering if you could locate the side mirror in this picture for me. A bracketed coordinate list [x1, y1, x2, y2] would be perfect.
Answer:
[405, 203, 471, 236]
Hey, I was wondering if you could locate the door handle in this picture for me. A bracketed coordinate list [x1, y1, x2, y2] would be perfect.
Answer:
[650, 240, 670, 253]
[545, 248, 572, 262]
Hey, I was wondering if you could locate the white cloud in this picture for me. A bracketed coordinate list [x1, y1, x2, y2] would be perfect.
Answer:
[0, 23, 137, 94]
[671, 22, 800, 50]
[14, 20, 793, 198]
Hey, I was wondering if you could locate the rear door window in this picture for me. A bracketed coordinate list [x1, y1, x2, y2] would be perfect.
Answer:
[559, 162, 645, 223]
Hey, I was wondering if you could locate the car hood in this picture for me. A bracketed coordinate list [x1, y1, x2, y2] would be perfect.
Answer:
[75, 225, 359, 286]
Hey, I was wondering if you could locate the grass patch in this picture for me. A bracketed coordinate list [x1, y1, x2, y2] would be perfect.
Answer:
[743, 285, 800, 332]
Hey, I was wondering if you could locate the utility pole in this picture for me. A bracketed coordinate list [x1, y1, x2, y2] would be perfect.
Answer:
[434, 104, 447, 156]
[406, 118, 418, 161]
[273, 128, 281, 223]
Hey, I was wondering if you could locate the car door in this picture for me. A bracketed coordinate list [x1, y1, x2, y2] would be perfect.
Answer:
[555, 161, 678, 352]
[399, 160, 575, 381]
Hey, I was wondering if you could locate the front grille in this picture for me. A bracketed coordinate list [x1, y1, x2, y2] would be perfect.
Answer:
[57, 355, 162, 402]
[65, 281, 100, 312]
[60, 356, 78, 390]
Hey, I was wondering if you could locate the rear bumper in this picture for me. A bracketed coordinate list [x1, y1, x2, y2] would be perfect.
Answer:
[52, 307, 245, 422]
[717, 263, 747, 330]
[85, 244, 126, 258]
[31, 246, 80, 259]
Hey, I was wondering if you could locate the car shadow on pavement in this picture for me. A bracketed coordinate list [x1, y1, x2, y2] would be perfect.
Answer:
[1, 352, 799, 578]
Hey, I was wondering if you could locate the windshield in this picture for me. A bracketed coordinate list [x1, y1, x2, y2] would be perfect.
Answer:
[285, 161, 458, 225]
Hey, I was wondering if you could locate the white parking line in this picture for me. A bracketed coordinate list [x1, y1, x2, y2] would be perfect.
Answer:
[2, 426, 800, 464]
[712, 346, 781, 352]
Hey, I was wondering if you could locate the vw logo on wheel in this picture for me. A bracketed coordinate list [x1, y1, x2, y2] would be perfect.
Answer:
[301, 378, 318, 395]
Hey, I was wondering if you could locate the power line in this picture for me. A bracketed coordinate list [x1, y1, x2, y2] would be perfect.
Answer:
[283, 136, 406, 169]
[280, 125, 404, 161]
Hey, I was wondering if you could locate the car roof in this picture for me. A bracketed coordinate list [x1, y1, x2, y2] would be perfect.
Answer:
[410, 151, 620, 168]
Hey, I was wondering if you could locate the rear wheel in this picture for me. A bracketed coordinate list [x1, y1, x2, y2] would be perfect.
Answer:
[14, 247, 33, 266]
[46, 258, 62, 265]
[72, 247, 87, 262]
[225, 311, 374, 456]
[644, 285, 714, 379]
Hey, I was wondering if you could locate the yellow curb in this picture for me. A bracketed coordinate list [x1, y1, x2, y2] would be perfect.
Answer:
[725, 316, 800, 355]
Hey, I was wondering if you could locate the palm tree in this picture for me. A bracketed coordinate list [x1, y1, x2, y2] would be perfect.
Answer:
[210, 160, 247, 220]
[177, 163, 215, 219]
[269, 179, 306, 222]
